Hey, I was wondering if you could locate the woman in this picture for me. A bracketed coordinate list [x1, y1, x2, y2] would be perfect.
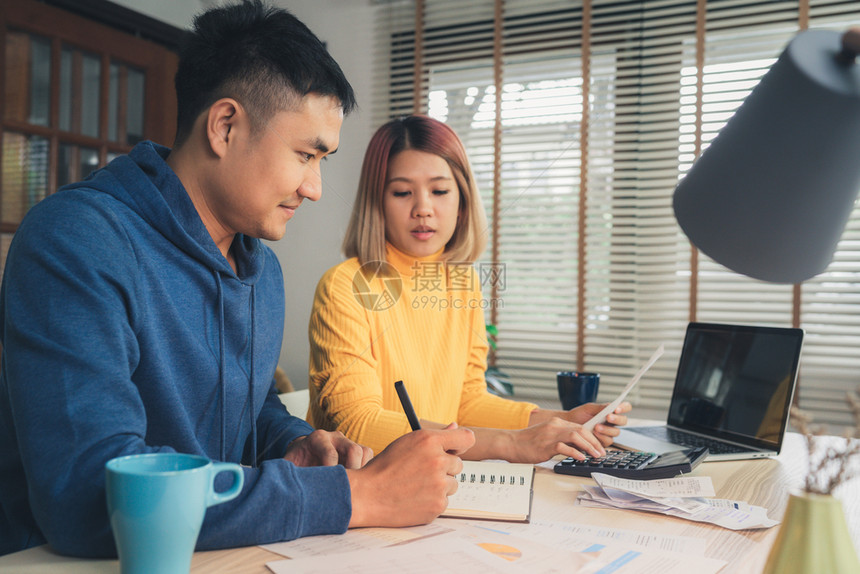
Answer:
[307, 115, 630, 462]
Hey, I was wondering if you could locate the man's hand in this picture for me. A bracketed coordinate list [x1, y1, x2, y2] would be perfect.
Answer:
[528, 401, 632, 447]
[345, 423, 475, 528]
[284, 429, 373, 469]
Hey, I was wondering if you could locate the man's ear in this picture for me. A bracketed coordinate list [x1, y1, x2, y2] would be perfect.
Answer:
[206, 98, 241, 158]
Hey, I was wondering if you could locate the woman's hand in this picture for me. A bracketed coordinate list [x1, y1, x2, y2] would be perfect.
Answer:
[528, 401, 633, 447]
[500, 418, 607, 464]
[427, 401, 633, 464]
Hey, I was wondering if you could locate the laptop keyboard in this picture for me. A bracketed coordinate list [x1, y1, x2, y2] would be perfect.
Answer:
[631, 426, 749, 455]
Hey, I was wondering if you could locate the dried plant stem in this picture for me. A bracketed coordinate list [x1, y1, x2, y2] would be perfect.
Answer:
[790, 385, 860, 495]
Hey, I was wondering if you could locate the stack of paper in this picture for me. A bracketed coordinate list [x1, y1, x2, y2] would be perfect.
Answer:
[263, 521, 729, 574]
[577, 473, 779, 530]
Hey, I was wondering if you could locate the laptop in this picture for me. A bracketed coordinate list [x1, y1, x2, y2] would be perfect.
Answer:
[613, 322, 804, 461]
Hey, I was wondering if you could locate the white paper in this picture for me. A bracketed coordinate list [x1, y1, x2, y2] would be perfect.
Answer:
[582, 345, 664, 432]
[261, 523, 453, 559]
[593, 488, 711, 514]
[265, 523, 725, 574]
[664, 498, 780, 530]
[455, 519, 709, 555]
[265, 538, 530, 574]
[459, 528, 725, 574]
[578, 474, 778, 530]
[435, 524, 598, 572]
[592, 473, 716, 498]
[572, 540, 727, 574]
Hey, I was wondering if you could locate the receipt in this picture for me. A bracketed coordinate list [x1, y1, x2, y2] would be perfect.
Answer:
[579, 474, 778, 530]
[592, 473, 716, 498]
[582, 345, 664, 432]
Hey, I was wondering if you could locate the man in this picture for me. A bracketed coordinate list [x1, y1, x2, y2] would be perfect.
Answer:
[0, 0, 474, 557]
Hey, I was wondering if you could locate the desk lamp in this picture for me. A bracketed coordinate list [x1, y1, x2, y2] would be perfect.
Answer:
[674, 29, 860, 573]
[673, 28, 860, 283]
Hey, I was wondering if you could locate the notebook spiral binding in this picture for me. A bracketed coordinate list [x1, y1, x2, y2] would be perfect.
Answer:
[458, 472, 526, 486]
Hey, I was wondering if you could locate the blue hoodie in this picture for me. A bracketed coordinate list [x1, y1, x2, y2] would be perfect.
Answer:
[0, 141, 351, 557]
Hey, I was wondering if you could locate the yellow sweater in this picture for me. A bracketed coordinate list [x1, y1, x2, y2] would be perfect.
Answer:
[307, 243, 537, 454]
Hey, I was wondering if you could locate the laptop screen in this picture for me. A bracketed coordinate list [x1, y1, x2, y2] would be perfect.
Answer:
[667, 322, 804, 450]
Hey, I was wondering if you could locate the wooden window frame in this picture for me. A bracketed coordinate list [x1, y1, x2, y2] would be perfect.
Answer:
[0, 0, 180, 233]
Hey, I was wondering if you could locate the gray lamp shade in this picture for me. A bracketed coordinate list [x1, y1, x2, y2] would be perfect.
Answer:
[673, 28, 860, 284]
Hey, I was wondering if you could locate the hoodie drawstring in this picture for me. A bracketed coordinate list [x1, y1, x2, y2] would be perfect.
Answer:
[214, 271, 258, 467]
[249, 284, 257, 468]
[215, 272, 227, 462]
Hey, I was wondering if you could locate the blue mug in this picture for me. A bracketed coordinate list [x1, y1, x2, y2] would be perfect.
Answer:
[105, 453, 244, 574]
[557, 371, 600, 410]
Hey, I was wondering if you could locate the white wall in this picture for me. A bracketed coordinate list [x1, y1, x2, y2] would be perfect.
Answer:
[109, 0, 379, 389]
[107, 0, 207, 28]
[268, 0, 379, 389]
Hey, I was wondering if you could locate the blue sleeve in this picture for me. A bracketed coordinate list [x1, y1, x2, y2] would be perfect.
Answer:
[210, 385, 349, 550]
[2, 200, 149, 556]
[197, 462, 350, 550]
[244, 384, 314, 464]
[0, 198, 350, 557]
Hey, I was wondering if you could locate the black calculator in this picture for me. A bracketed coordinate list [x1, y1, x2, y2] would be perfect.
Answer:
[553, 446, 708, 480]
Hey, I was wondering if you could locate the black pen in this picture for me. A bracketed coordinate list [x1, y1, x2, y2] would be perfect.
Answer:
[394, 380, 421, 431]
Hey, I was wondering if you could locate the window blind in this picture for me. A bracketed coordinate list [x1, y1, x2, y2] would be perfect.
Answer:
[375, 0, 860, 426]
[795, 0, 860, 426]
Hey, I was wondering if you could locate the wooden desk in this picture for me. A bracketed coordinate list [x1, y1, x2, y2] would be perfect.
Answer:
[2, 433, 858, 573]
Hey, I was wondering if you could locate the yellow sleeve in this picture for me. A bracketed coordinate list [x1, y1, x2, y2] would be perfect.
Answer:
[456, 274, 537, 430]
[307, 262, 412, 455]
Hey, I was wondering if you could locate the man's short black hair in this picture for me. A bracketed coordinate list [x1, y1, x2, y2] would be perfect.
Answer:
[173, 0, 356, 145]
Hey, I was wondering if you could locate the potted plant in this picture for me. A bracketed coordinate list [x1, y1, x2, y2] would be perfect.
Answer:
[763, 385, 860, 573]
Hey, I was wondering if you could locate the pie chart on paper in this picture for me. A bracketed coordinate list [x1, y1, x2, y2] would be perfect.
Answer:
[477, 542, 523, 562]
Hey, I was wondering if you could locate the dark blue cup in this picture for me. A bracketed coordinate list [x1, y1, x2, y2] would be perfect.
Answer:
[557, 371, 599, 410]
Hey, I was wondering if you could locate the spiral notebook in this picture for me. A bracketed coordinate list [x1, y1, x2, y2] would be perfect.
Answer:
[442, 461, 535, 522]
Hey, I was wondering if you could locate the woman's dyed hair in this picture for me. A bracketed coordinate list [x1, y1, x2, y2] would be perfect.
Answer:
[343, 115, 487, 264]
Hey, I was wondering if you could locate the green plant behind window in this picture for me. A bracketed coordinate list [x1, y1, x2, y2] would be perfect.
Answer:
[485, 324, 513, 396]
